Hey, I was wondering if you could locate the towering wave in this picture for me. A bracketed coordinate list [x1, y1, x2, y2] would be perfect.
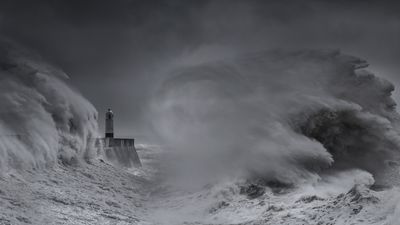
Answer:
[0, 38, 99, 171]
[150, 49, 400, 185]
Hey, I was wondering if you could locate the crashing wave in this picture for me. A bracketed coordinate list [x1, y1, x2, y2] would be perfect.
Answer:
[0, 38, 99, 171]
[150, 49, 400, 186]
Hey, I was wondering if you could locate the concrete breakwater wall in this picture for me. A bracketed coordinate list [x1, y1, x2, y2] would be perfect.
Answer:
[103, 146, 141, 167]
[97, 138, 142, 167]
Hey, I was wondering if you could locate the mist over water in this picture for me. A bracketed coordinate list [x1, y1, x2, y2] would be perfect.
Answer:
[0, 38, 99, 172]
[150, 49, 400, 186]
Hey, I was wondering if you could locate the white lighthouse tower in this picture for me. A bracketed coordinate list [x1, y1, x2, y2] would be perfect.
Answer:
[97, 108, 141, 167]
[105, 108, 114, 138]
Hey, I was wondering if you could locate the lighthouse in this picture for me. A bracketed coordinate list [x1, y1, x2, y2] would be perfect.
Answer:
[94, 108, 141, 167]
[105, 108, 114, 138]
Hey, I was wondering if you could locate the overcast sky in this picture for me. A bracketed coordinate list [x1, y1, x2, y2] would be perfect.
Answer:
[0, 0, 399, 137]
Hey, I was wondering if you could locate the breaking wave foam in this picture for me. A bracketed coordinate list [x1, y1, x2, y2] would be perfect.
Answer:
[150, 49, 400, 185]
[0, 38, 99, 171]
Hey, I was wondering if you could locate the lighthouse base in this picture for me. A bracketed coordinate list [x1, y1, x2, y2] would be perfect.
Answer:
[95, 137, 141, 167]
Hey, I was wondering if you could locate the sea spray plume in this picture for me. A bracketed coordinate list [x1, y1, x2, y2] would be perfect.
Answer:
[0, 38, 99, 171]
[150, 49, 400, 185]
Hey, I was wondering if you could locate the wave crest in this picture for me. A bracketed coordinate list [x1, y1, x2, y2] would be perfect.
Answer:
[150, 49, 400, 185]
